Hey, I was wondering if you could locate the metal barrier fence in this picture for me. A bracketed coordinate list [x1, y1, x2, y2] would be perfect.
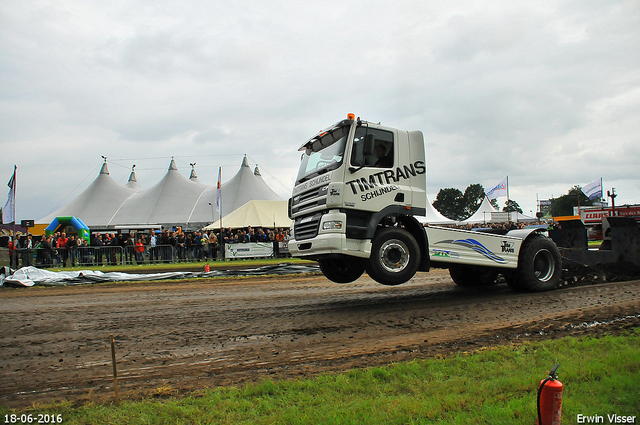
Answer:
[8, 242, 289, 268]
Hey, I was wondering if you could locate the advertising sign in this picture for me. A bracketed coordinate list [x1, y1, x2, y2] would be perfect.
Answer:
[580, 205, 640, 224]
[225, 242, 274, 259]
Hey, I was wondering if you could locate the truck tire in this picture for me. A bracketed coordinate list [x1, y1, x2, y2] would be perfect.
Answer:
[318, 257, 365, 284]
[366, 227, 420, 286]
[511, 234, 562, 292]
[449, 265, 499, 287]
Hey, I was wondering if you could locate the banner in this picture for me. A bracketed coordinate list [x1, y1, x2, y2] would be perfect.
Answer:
[581, 179, 602, 201]
[486, 177, 507, 200]
[225, 242, 274, 259]
[3, 166, 16, 224]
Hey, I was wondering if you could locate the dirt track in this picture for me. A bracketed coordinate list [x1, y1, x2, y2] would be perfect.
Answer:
[1, 269, 639, 408]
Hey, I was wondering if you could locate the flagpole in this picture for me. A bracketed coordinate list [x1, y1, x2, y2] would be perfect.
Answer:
[506, 175, 510, 203]
[12, 166, 16, 239]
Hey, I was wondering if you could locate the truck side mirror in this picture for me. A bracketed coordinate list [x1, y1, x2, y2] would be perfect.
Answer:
[349, 134, 376, 173]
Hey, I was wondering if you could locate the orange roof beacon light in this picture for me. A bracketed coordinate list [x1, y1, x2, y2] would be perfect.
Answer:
[347, 113, 355, 120]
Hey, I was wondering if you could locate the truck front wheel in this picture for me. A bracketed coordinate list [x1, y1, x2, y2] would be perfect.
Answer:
[318, 257, 365, 284]
[366, 228, 420, 286]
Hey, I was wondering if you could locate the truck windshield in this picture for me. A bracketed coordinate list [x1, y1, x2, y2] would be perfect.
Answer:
[296, 124, 350, 184]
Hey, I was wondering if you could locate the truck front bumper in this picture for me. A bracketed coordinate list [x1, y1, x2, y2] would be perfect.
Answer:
[288, 233, 372, 259]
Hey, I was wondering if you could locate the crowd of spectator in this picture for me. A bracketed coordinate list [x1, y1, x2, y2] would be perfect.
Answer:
[5, 226, 291, 269]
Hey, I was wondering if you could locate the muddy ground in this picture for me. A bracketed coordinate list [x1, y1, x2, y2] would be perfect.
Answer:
[1, 269, 639, 408]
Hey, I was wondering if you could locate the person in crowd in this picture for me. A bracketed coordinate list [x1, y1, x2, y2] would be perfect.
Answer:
[169, 231, 177, 262]
[200, 232, 208, 260]
[8, 234, 19, 268]
[92, 233, 104, 265]
[208, 231, 218, 259]
[39, 235, 53, 267]
[56, 232, 69, 267]
[79, 239, 92, 266]
[149, 230, 157, 263]
[22, 234, 33, 266]
[125, 232, 135, 264]
[177, 233, 186, 262]
[134, 236, 145, 264]
[194, 231, 203, 260]
[67, 235, 77, 267]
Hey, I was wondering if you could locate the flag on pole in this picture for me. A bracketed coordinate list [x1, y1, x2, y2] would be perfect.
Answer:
[486, 176, 508, 200]
[3, 165, 16, 224]
[215, 167, 222, 213]
[582, 179, 602, 201]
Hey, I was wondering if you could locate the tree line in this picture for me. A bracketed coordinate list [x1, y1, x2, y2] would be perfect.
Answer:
[433, 184, 595, 221]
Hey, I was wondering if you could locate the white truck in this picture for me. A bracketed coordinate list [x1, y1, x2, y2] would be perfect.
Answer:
[287, 114, 562, 292]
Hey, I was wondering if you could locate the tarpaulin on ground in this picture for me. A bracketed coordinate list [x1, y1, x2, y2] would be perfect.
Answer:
[0, 264, 319, 287]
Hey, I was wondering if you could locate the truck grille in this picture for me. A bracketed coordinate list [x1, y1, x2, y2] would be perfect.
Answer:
[291, 184, 328, 214]
[294, 213, 322, 240]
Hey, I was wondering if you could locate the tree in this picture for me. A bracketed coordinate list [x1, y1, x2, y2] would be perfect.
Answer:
[433, 183, 487, 221]
[433, 188, 465, 220]
[462, 184, 485, 218]
[503, 199, 523, 214]
[550, 186, 593, 217]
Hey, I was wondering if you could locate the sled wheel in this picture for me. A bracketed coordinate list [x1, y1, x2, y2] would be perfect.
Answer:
[318, 257, 365, 284]
[449, 265, 499, 287]
[366, 227, 420, 286]
[516, 234, 562, 292]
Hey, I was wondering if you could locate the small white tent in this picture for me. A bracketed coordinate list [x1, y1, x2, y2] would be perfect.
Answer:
[461, 196, 498, 224]
[416, 197, 457, 225]
[204, 200, 290, 229]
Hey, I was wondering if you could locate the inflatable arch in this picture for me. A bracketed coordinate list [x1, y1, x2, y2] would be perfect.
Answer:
[45, 216, 90, 243]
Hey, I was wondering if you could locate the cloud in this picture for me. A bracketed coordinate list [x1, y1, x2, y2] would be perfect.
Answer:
[1, 0, 639, 221]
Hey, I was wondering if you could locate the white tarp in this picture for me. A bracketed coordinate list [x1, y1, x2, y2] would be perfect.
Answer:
[1, 264, 320, 287]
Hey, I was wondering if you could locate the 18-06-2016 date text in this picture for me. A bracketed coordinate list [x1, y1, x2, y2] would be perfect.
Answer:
[4, 413, 63, 424]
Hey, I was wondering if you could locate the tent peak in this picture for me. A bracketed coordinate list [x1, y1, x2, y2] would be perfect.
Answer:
[241, 155, 250, 168]
[99, 156, 109, 175]
[254, 165, 261, 176]
[169, 157, 178, 171]
[128, 165, 138, 183]
[189, 163, 198, 180]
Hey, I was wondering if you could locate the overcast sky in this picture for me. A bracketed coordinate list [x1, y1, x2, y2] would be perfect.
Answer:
[2, 0, 639, 222]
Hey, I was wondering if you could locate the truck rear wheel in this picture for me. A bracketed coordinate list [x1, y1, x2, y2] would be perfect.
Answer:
[449, 265, 499, 287]
[511, 234, 562, 292]
[318, 257, 365, 284]
[366, 227, 420, 286]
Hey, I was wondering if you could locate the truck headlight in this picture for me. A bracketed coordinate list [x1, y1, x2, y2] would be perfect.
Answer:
[322, 221, 343, 230]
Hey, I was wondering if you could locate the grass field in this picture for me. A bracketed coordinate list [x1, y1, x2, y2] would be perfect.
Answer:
[2, 328, 638, 425]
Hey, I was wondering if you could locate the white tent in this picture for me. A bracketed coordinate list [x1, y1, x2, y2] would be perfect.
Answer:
[108, 158, 210, 229]
[416, 197, 457, 225]
[460, 196, 498, 224]
[38, 156, 284, 231]
[37, 161, 139, 228]
[204, 200, 291, 229]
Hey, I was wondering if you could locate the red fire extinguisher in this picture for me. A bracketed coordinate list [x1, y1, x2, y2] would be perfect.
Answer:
[537, 363, 563, 425]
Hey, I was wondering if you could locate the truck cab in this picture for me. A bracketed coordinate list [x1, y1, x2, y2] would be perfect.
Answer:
[288, 114, 430, 285]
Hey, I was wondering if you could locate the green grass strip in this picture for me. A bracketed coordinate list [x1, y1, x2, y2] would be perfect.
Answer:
[42, 257, 316, 273]
[2, 329, 638, 424]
